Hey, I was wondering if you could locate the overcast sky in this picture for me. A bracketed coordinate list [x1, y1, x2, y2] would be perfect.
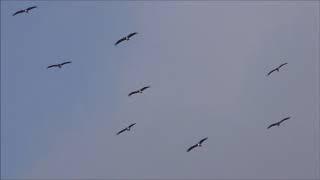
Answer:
[1, 1, 319, 179]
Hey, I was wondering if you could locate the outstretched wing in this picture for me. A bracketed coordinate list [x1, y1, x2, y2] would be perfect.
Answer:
[187, 144, 198, 152]
[116, 128, 127, 135]
[115, 37, 126, 46]
[47, 64, 58, 69]
[267, 68, 277, 76]
[127, 32, 138, 38]
[278, 63, 288, 69]
[140, 86, 150, 92]
[199, 137, 208, 144]
[128, 123, 136, 128]
[128, 90, 139, 96]
[13, 10, 25, 16]
[280, 116, 290, 124]
[61, 61, 72, 66]
[26, 6, 37, 11]
[267, 123, 277, 129]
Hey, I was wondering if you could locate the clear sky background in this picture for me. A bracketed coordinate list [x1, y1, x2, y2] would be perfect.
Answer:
[1, 1, 319, 179]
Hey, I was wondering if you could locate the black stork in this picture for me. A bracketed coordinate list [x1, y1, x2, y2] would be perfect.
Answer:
[116, 123, 136, 135]
[13, 6, 37, 16]
[115, 32, 138, 46]
[187, 137, 208, 152]
[267, 117, 291, 129]
[267, 63, 288, 76]
[47, 61, 72, 69]
[128, 86, 150, 97]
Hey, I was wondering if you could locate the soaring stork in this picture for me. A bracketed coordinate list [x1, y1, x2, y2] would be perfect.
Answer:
[187, 137, 208, 152]
[116, 123, 136, 135]
[267, 63, 288, 76]
[47, 61, 72, 69]
[128, 86, 150, 97]
[13, 6, 37, 16]
[267, 117, 291, 129]
[115, 32, 138, 46]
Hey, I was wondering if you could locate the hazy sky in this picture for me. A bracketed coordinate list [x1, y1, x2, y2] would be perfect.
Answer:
[1, 1, 319, 179]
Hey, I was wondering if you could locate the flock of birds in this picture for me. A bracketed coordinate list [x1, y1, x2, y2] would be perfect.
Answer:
[12, 5, 292, 153]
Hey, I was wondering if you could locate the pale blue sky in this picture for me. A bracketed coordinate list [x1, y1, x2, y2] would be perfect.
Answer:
[1, 1, 319, 179]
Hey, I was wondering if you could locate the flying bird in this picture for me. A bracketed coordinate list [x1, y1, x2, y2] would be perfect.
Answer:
[116, 123, 136, 135]
[47, 61, 72, 69]
[115, 32, 138, 46]
[13, 6, 37, 16]
[128, 86, 150, 97]
[267, 116, 291, 129]
[267, 62, 288, 76]
[187, 137, 208, 152]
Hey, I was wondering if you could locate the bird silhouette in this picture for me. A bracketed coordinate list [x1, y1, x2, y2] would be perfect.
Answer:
[13, 6, 37, 16]
[115, 32, 138, 46]
[128, 86, 150, 97]
[267, 63, 288, 76]
[116, 123, 136, 135]
[267, 117, 291, 129]
[187, 137, 208, 152]
[47, 61, 72, 69]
